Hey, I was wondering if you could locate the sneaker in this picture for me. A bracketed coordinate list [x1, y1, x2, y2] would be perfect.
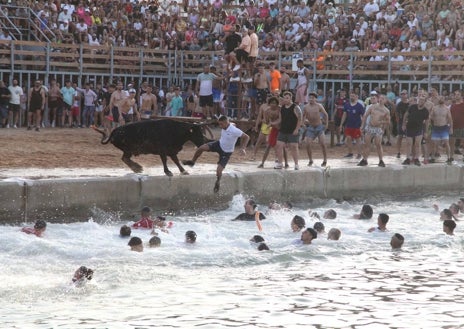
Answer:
[446, 158, 453, 165]
[5, 124, 9, 128]
[274, 163, 283, 169]
[182, 160, 195, 167]
[229, 76, 240, 82]
[27, 126, 32, 131]
[343, 153, 353, 158]
[429, 158, 436, 163]
[413, 158, 421, 166]
[307, 160, 313, 166]
[378, 160, 385, 167]
[396, 153, 401, 159]
[13, 125, 17, 129]
[402, 158, 410, 165]
[335, 143, 343, 147]
[357, 159, 368, 166]
[284, 164, 289, 169]
[294, 165, 299, 170]
[257, 164, 264, 168]
[51, 120, 55, 128]
[356, 154, 362, 159]
[232, 64, 241, 71]
[386, 141, 392, 146]
[35, 127, 40, 132]
[321, 161, 327, 167]
[242, 77, 253, 83]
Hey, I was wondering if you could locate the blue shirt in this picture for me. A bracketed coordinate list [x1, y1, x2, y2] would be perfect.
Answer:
[343, 101, 365, 128]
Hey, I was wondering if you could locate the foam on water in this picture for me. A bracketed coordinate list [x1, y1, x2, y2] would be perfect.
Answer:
[1, 194, 464, 328]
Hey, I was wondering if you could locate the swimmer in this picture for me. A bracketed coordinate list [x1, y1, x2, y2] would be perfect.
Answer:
[390, 233, 404, 249]
[72, 266, 94, 286]
[257, 243, 270, 251]
[301, 228, 318, 245]
[233, 199, 266, 221]
[132, 206, 154, 229]
[440, 209, 456, 221]
[250, 235, 265, 243]
[327, 228, 341, 241]
[313, 222, 325, 234]
[150, 216, 172, 235]
[308, 210, 321, 220]
[323, 209, 337, 219]
[185, 230, 197, 244]
[21, 220, 47, 237]
[120, 225, 131, 237]
[368, 213, 389, 232]
[268, 200, 293, 211]
[354, 204, 373, 219]
[128, 237, 144, 252]
[443, 219, 456, 236]
[149, 236, 161, 247]
[291, 215, 306, 232]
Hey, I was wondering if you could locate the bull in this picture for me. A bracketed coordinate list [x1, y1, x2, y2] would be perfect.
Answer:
[92, 120, 207, 176]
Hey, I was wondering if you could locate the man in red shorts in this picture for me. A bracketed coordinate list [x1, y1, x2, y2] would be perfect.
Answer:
[340, 91, 365, 159]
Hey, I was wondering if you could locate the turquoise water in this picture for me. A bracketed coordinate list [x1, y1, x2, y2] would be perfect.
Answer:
[1, 194, 463, 328]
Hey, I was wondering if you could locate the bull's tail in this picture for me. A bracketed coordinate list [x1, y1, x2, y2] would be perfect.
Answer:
[91, 125, 112, 144]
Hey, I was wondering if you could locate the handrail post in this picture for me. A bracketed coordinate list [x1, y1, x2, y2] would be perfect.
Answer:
[180, 50, 184, 88]
[312, 50, 317, 90]
[10, 40, 14, 79]
[110, 46, 114, 82]
[427, 48, 432, 91]
[139, 48, 144, 83]
[349, 52, 354, 91]
[45, 41, 50, 85]
[387, 50, 392, 85]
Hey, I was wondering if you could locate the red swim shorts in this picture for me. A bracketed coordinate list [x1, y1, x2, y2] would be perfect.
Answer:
[71, 106, 80, 117]
[344, 127, 362, 139]
[268, 127, 279, 147]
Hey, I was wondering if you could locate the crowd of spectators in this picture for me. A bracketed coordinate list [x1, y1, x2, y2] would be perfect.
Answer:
[3, 0, 463, 59]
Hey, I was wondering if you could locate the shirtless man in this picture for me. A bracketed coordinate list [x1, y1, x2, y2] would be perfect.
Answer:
[252, 101, 271, 161]
[118, 88, 139, 124]
[280, 66, 291, 94]
[429, 96, 453, 164]
[257, 96, 288, 168]
[140, 85, 158, 119]
[303, 92, 329, 167]
[359, 94, 391, 167]
[254, 64, 270, 108]
[48, 79, 61, 127]
[108, 81, 128, 127]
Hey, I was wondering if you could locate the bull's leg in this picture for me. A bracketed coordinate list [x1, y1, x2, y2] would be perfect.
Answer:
[170, 154, 189, 175]
[160, 154, 173, 177]
[122, 152, 143, 173]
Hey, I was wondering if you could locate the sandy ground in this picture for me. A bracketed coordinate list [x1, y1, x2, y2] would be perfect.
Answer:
[1, 125, 459, 179]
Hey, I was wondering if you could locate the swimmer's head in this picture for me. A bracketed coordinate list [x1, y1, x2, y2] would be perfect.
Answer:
[128, 236, 143, 252]
[390, 233, 404, 249]
[441, 209, 453, 220]
[323, 209, 337, 219]
[257, 243, 269, 251]
[73, 266, 94, 282]
[34, 220, 47, 230]
[250, 235, 265, 243]
[327, 228, 341, 241]
[120, 225, 131, 237]
[378, 213, 389, 225]
[291, 215, 306, 232]
[313, 221, 325, 233]
[141, 206, 151, 216]
[443, 219, 456, 235]
[149, 236, 161, 247]
[360, 205, 373, 219]
[245, 199, 257, 212]
[185, 230, 197, 243]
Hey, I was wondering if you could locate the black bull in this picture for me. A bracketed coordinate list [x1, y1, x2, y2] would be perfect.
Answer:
[93, 120, 208, 176]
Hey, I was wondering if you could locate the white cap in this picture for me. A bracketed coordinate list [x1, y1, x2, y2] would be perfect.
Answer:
[129, 89, 136, 93]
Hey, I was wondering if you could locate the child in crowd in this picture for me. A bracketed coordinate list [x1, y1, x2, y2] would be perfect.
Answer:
[132, 206, 154, 229]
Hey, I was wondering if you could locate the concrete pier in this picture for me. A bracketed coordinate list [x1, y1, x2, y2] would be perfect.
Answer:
[1, 160, 463, 222]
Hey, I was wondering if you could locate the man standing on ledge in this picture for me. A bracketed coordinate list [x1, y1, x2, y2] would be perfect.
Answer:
[183, 115, 250, 193]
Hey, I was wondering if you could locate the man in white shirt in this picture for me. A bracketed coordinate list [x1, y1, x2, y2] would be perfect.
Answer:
[8, 78, 23, 128]
[183, 115, 250, 193]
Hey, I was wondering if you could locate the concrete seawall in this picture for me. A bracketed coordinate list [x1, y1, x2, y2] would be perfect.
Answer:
[1, 164, 463, 223]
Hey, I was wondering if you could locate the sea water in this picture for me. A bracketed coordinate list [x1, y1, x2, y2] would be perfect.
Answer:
[1, 194, 463, 328]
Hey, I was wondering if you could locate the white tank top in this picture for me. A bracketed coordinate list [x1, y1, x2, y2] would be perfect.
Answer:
[297, 67, 307, 86]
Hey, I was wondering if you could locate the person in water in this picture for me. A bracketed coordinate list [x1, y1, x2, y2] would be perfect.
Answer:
[290, 215, 306, 232]
[301, 228, 318, 245]
[72, 266, 94, 285]
[21, 220, 47, 237]
[354, 204, 373, 219]
[128, 237, 144, 252]
[120, 225, 132, 237]
[185, 230, 197, 244]
[149, 236, 161, 247]
[233, 199, 266, 221]
[390, 233, 404, 249]
[313, 222, 325, 234]
[327, 228, 341, 240]
[443, 219, 457, 236]
[132, 206, 154, 229]
[368, 213, 389, 232]
[250, 235, 265, 243]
